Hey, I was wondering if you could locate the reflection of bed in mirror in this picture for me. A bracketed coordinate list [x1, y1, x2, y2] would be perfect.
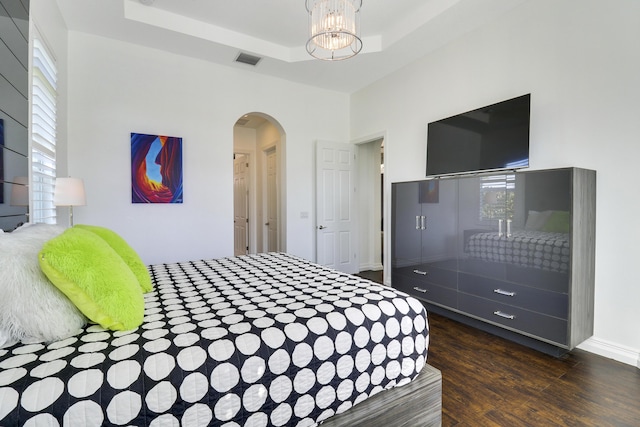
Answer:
[461, 208, 571, 294]
[464, 229, 570, 273]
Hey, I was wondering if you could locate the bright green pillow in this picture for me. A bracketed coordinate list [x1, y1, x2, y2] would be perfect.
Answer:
[39, 227, 145, 331]
[75, 224, 153, 293]
[541, 210, 571, 233]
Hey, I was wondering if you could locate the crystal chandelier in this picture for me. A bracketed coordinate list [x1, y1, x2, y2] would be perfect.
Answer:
[306, 0, 363, 61]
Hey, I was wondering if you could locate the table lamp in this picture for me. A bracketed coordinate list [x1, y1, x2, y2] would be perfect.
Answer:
[53, 177, 86, 227]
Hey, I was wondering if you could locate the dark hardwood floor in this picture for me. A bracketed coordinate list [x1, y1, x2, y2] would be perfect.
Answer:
[357, 270, 640, 427]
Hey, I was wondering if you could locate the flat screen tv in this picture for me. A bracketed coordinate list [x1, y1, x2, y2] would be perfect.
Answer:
[426, 94, 530, 177]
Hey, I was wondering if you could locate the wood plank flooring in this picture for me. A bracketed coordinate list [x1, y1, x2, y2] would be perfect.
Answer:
[357, 270, 640, 427]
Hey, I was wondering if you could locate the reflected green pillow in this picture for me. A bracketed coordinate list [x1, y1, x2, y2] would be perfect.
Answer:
[541, 210, 570, 233]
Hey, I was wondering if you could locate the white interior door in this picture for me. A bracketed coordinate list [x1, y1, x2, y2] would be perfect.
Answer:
[316, 141, 358, 273]
[265, 147, 278, 252]
[233, 154, 249, 256]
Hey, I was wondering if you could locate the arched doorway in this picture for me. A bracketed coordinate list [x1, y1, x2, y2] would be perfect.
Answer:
[233, 113, 286, 255]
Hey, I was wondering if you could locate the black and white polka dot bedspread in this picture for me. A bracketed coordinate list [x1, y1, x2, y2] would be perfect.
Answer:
[0, 253, 429, 426]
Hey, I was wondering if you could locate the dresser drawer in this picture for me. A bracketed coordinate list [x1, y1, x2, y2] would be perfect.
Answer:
[392, 273, 458, 308]
[459, 258, 506, 281]
[458, 273, 568, 319]
[393, 262, 457, 289]
[458, 293, 568, 346]
[506, 265, 569, 293]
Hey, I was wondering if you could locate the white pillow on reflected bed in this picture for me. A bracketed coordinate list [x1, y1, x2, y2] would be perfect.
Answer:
[0, 224, 87, 346]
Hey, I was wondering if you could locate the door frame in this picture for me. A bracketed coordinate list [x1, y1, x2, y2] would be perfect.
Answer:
[262, 144, 280, 252]
[353, 131, 388, 282]
[355, 138, 384, 272]
[233, 151, 256, 254]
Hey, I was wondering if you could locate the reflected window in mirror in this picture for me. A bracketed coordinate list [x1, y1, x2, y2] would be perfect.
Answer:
[479, 174, 515, 222]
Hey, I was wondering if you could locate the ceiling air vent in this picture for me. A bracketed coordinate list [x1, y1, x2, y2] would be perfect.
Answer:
[235, 52, 262, 67]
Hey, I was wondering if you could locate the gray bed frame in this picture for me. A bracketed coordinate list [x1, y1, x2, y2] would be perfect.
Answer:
[322, 363, 442, 427]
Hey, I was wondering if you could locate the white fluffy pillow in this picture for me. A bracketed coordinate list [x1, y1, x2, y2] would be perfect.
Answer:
[0, 224, 87, 347]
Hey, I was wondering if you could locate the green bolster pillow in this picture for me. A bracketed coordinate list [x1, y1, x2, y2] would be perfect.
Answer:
[39, 227, 144, 331]
[75, 224, 153, 293]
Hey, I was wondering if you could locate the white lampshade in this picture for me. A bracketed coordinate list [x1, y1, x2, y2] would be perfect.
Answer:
[10, 176, 29, 207]
[54, 177, 86, 206]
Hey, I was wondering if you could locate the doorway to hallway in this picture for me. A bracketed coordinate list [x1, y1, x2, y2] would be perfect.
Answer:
[233, 113, 286, 254]
[356, 137, 384, 272]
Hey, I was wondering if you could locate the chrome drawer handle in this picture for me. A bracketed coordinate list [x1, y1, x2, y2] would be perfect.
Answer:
[494, 289, 516, 297]
[413, 269, 428, 276]
[413, 287, 427, 293]
[494, 310, 516, 320]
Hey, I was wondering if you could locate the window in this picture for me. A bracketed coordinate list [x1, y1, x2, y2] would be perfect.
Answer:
[479, 174, 515, 221]
[31, 37, 57, 224]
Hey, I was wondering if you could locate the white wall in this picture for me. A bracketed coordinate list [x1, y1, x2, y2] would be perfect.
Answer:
[63, 32, 349, 265]
[351, 0, 640, 364]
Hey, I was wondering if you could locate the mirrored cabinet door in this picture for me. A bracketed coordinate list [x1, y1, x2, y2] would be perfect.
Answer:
[0, 0, 30, 231]
[391, 181, 422, 269]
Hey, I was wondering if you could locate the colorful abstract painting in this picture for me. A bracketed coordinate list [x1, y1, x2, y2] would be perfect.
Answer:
[131, 133, 183, 204]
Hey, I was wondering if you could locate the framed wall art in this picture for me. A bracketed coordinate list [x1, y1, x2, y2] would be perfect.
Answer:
[131, 132, 183, 204]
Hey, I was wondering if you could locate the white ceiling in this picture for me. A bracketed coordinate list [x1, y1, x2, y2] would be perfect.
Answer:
[54, 0, 527, 93]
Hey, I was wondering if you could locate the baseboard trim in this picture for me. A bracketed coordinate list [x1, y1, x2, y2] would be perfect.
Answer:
[577, 337, 640, 368]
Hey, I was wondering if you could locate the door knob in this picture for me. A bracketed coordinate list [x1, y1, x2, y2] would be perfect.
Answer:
[265, 222, 269, 226]
[318, 225, 326, 230]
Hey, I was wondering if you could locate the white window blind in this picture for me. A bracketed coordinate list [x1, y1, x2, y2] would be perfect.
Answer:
[31, 37, 57, 224]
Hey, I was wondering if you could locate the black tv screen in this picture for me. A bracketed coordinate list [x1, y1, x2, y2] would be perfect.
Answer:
[426, 94, 530, 177]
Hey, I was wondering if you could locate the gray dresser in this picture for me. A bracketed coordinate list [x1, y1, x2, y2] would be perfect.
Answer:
[391, 167, 596, 355]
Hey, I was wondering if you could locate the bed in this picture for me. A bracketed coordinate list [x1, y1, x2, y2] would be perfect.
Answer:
[0, 244, 442, 426]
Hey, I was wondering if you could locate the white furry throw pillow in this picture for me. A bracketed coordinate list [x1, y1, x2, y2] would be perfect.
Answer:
[0, 224, 87, 346]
